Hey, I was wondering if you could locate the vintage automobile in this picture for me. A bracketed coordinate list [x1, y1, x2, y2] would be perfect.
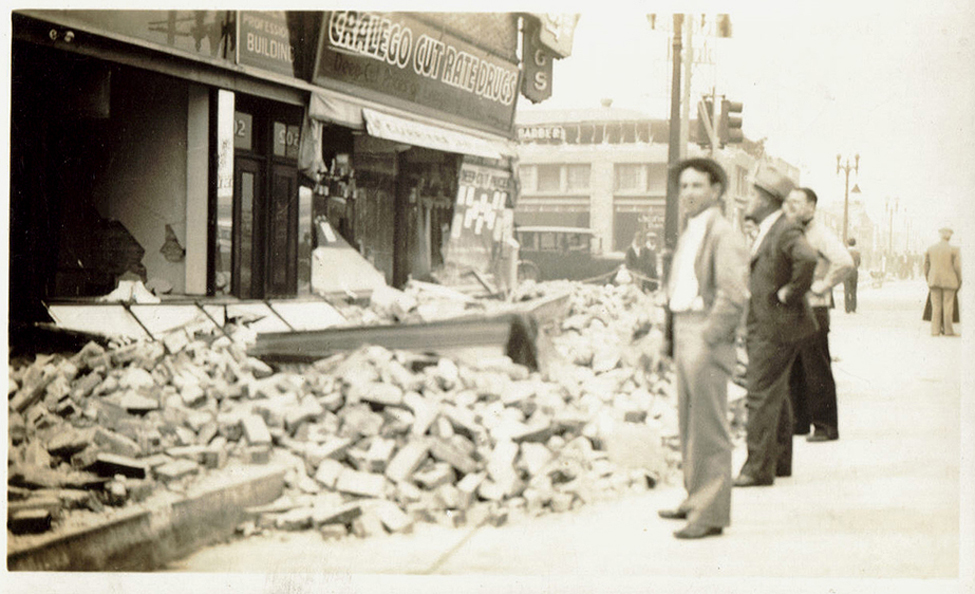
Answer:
[514, 226, 624, 282]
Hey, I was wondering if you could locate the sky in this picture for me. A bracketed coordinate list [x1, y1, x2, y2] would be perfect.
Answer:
[518, 0, 975, 247]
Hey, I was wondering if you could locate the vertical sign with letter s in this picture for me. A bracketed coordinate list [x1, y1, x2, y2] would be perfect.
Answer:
[521, 18, 554, 104]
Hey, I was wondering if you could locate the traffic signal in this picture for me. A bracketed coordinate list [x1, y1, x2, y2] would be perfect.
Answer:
[718, 99, 743, 146]
[696, 97, 714, 148]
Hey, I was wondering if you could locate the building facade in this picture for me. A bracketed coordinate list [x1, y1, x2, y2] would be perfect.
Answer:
[10, 11, 540, 322]
[514, 103, 772, 256]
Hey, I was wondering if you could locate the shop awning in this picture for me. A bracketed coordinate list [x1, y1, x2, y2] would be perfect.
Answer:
[361, 108, 514, 160]
[306, 89, 514, 160]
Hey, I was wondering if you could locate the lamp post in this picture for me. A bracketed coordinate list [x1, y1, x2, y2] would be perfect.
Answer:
[836, 154, 860, 244]
[886, 197, 898, 275]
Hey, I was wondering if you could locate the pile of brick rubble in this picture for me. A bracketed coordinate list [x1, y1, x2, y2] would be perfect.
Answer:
[7, 280, 679, 542]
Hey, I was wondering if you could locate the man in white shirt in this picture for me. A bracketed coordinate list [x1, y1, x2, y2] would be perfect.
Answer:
[657, 158, 749, 539]
[783, 187, 854, 442]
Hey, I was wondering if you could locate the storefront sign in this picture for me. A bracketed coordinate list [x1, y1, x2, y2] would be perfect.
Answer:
[362, 108, 511, 160]
[531, 13, 580, 59]
[314, 11, 520, 135]
[444, 160, 513, 272]
[521, 19, 554, 104]
[516, 125, 566, 143]
[237, 11, 298, 77]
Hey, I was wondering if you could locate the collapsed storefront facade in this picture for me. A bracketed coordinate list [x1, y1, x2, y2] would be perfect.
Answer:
[10, 11, 555, 326]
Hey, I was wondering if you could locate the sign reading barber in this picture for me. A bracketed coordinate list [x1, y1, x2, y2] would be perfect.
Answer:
[238, 11, 298, 77]
[314, 11, 521, 135]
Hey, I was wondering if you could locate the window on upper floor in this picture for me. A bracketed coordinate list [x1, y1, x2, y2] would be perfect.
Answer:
[566, 164, 591, 190]
[537, 164, 562, 192]
[519, 165, 537, 192]
[615, 163, 644, 191]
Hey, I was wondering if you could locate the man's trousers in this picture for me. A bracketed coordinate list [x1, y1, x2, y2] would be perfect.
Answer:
[673, 312, 733, 529]
[930, 286, 957, 335]
[844, 273, 858, 313]
[788, 307, 839, 438]
[740, 336, 798, 482]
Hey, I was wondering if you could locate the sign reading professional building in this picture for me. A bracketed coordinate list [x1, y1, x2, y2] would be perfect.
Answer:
[314, 11, 521, 135]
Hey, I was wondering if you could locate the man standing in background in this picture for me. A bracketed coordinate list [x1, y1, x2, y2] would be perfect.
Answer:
[924, 226, 962, 336]
[844, 238, 861, 313]
[784, 188, 854, 442]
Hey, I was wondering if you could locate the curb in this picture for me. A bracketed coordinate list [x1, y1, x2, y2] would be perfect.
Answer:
[8, 464, 286, 571]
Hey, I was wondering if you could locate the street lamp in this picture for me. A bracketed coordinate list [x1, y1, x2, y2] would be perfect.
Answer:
[836, 154, 860, 243]
[886, 197, 898, 275]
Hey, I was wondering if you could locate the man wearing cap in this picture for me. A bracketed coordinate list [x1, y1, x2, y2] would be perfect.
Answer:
[924, 226, 962, 336]
[735, 166, 819, 487]
[657, 158, 748, 538]
[784, 187, 854, 442]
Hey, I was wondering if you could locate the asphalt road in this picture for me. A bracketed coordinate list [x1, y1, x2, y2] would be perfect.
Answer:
[162, 279, 971, 593]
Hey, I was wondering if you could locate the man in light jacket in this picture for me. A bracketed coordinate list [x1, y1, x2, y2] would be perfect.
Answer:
[658, 158, 749, 539]
[924, 226, 962, 336]
[784, 188, 854, 442]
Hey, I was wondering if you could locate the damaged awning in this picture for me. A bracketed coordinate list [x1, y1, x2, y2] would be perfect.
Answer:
[306, 89, 515, 160]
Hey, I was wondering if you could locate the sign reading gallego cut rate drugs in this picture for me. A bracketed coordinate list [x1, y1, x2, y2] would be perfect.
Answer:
[314, 11, 521, 135]
[238, 11, 298, 77]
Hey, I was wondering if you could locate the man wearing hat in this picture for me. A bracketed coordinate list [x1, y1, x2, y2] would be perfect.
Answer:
[924, 226, 962, 336]
[735, 165, 819, 487]
[658, 158, 748, 538]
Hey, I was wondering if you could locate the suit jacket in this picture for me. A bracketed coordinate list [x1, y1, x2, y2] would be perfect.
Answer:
[924, 240, 961, 289]
[664, 206, 749, 353]
[747, 212, 819, 344]
[625, 244, 657, 280]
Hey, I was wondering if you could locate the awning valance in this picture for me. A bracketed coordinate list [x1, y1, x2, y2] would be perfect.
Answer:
[361, 108, 514, 160]
[305, 88, 514, 160]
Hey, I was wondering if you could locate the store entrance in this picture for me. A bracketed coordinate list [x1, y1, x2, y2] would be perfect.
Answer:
[230, 96, 302, 298]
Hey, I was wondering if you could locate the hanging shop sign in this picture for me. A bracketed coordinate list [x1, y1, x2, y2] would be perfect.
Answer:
[530, 13, 580, 59]
[313, 11, 520, 135]
[521, 18, 554, 104]
[237, 11, 299, 77]
[444, 159, 513, 272]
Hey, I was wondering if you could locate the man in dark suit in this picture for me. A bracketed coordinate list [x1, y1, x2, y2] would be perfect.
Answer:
[734, 166, 819, 487]
[658, 158, 749, 539]
[624, 229, 658, 290]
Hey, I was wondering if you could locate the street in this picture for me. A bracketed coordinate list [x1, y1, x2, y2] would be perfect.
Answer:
[165, 278, 970, 589]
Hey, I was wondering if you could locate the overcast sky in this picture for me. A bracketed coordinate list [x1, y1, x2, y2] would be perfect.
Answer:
[518, 0, 975, 246]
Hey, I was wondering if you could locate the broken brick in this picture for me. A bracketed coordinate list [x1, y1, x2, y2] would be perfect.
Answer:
[335, 469, 388, 498]
[374, 501, 413, 533]
[413, 462, 456, 490]
[312, 501, 362, 527]
[313, 459, 344, 489]
[92, 453, 148, 479]
[241, 414, 272, 446]
[429, 439, 478, 474]
[384, 441, 430, 483]
[154, 458, 199, 482]
[8, 509, 53, 534]
[46, 427, 94, 458]
[93, 427, 142, 459]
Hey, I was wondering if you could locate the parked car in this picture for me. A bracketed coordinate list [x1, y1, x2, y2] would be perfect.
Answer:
[514, 226, 624, 282]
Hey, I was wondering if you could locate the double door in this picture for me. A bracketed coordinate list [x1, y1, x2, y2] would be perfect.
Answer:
[231, 96, 301, 298]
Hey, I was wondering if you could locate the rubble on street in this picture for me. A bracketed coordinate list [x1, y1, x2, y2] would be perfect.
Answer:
[7, 280, 682, 546]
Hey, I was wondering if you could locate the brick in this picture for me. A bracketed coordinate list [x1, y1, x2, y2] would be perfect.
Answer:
[429, 439, 478, 474]
[433, 416, 455, 439]
[312, 501, 362, 527]
[153, 458, 199, 482]
[384, 441, 430, 483]
[550, 492, 575, 513]
[180, 384, 207, 408]
[374, 501, 413, 533]
[381, 408, 415, 435]
[319, 391, 344, 412]
[70, 447, 102, 470]
[139, 453, 175, 469]
[344, 448, 371, 472]
[92, 453, 148, 479]
[319, 524, 348, 540]
[70, 371, 102, 402]
[350, 511, 386, 538]
[313, 459, 345, 489]
[119, 366, 155, 390]
[339, 406, 385, 438]
[305, 438, 353, 468]
[296, 473, 323, 494]
[456, 471, 487, 509]
[166, 445, 207, 463]
[46, 427, 94, 458]
[395, 480, 424, 503]
[8, 509, 53, 534]
[10, 365, 58, 413]
[518, 442, 554, 476]
[174, 426, 198, 446]
[285, 398, 325, 434]
[120, 392, 160, 414]
[9, 411, 27, 444]
[203, 438, 229, 469]
[162, 329, 190, 354]
[413, 462, 456, 490]
[246, 357, 274, 379]
[244, 445, 271, 465]
[435, 483, 464, 509]
[364, 438, 397, 473]
[357, 382, 404, 407]
[476, 479, 506, 501]
[442, 405, 482, 439]
[335, 469, 388, 498]
[275, 507, 314, 531]
[241, 414, 272, 446]
[93, 427, 142, 458]
[196, 421, 219, 446]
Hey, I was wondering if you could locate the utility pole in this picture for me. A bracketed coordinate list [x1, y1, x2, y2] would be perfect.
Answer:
[662, 13, 684, 281]
[680, 15, 692, 159]
[836, 154, 859, 243]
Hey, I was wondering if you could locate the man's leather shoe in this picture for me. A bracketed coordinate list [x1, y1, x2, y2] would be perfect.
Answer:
[806, 433, 838, 442]
[658, 508, 687, 520]
[734, 474, 773, 487]
[673, 525, 723, 539]
[775, 468, 792, 477]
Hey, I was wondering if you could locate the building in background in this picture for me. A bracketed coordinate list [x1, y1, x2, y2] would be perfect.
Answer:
[515, 100, 782, 256]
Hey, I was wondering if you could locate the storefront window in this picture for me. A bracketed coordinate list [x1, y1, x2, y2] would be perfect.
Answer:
[615, 164, 644, 191]
[566, 164, 590, 190]
[537, 164, 561, 192]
